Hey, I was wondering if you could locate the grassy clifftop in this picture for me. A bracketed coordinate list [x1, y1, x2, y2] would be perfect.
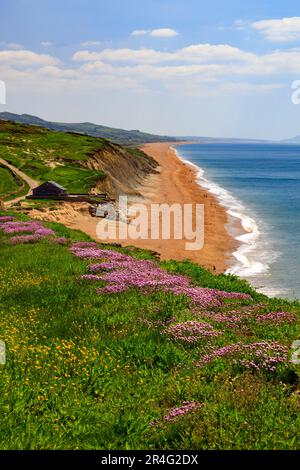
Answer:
[0, 211, 299, 450]
[0, 120, 157, 195]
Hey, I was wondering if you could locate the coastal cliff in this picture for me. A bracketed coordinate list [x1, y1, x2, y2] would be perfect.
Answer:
[82, 141, 157, 197]
[0, 120, 157, 199]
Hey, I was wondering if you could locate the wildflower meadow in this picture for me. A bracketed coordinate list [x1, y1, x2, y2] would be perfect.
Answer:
[0, 212, 299, 449]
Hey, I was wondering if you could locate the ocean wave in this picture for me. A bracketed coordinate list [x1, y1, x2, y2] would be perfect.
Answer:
[172, 146, 270, 278]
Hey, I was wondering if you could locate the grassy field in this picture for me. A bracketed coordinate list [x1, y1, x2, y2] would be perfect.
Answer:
[0, 121, 119, 193]
[0, 210, 299, 450]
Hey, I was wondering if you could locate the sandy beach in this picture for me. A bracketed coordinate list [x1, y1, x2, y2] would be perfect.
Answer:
[135, 143, 236, 273]
[29, 142, 236, 273]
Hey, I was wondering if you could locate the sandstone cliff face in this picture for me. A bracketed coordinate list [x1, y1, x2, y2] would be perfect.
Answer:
[82, 142, 158, 198]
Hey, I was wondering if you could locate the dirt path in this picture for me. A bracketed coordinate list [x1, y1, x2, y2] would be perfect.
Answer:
[0, 158, 39, 206]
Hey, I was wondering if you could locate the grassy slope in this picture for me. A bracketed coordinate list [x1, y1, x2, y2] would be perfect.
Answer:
[0, 211, 299, 450]
[0, 166, 20, 195]
[0, 120, 107, 193]
[0, 165, 29, 202]
[0, 120, 154, 195]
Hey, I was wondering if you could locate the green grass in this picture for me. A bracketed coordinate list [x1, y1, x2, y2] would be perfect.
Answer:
[0, 112, 177, 146]
[0, 165, 30, 201]
[0, 211, 299, 450]
[31, 165, 104, 194]
[0, 121, 111, 193]
[0, 120, 157, 196]
[0, 166, 20, 195]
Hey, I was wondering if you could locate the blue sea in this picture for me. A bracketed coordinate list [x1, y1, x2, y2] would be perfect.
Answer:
[175, 143, 300, 300]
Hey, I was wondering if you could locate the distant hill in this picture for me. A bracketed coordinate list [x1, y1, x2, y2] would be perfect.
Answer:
[0, 112, 178, 146]
[0, 112, 275, 146]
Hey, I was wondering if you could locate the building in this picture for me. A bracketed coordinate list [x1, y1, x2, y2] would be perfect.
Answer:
[31, 181, 67, 198]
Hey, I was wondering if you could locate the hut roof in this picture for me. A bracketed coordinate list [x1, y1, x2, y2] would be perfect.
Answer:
[46, 181, 67, 191]
[34, 181, 67, 191]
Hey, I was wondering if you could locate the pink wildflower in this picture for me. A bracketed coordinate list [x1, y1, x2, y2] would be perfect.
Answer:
[163, 402, 203, 422]
[150, 402, 203, 427]
[72, 242, 252, 308]
[9, 234, 43, 244]
[256, 312, 296, 324]
[198, 341, 289, 371]
[0, 216, 14, 223]
[162, 321, 222, 343]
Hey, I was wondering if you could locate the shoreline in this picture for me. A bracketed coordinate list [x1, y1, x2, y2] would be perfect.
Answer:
[29, 142, 237, 274]
[172, 144, 267, 279]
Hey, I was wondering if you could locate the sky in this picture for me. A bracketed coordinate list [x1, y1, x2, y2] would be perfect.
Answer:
[1, 0, 300, 139]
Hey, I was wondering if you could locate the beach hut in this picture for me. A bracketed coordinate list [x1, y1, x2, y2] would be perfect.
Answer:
[31, 181, 67, 197]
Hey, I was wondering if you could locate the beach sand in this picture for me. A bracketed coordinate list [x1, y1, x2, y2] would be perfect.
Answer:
[134, 143, 236, 273]
[29, 143, 236, 274]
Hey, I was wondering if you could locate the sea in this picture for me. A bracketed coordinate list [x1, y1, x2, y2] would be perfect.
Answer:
[175, 143, 300, 300]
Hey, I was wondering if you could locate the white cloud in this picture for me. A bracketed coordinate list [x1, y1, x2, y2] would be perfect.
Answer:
[0, 42, 23, 50]
[131, 30, 149, 36]
[177, 44, 254, 62]
[80, 40, 102, 47]
[37, 65, 78, 78]
[68, 42, 300, 98]
[0, 42, 296, 101]
[73, 44, 254, 65]
[0, 49, 58, 66]
[252, 17, 300, 42]
[41, 41, 53, 47]
[72, 42, 300, 77]
[149, 28, 179, 38]
[73, 48, 169, 64]
[131, 28, 178, 38]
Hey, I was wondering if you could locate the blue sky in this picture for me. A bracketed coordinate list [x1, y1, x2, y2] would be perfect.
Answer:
[1, 0, 300, 139]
